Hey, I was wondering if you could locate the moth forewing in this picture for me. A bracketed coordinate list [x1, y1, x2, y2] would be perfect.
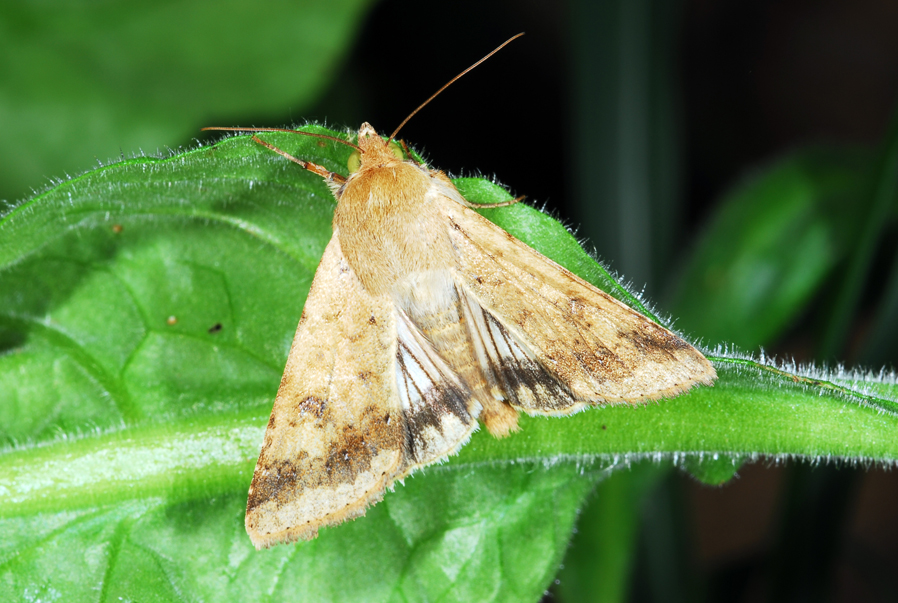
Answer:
[441, 198, 717, 406]
[245, 235, 405, 549]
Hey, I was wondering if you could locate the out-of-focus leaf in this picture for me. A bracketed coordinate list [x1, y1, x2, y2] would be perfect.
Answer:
[823, 109, 898, 358]
[555, 463, 667, 603]
[680, 454, 742, 486]
[0, 0, 375, 204]
[671, 149, 873, 349]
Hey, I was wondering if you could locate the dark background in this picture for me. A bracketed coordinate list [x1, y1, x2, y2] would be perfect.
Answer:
[284, 0, 898, 299]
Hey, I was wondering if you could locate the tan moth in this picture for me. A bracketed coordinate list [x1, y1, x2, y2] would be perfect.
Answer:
[205, 35, 716, 549]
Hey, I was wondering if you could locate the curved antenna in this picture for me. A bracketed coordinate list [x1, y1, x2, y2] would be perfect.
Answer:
[201, 127, 361, 152]
[387, 32, 525, 146]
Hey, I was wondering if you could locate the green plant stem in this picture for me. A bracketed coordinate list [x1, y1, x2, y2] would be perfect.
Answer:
[3, 359, 897, 519]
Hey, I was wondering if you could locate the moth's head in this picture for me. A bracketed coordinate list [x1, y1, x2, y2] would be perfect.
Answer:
[347, 122, 405, 173]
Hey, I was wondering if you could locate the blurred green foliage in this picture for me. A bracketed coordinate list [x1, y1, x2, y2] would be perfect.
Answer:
[671, 149, 873, 350]
[0, 0, 373, 205]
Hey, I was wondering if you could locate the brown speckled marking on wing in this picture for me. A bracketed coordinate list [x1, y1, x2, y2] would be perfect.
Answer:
[245, 235, 404, 549]
[442, 202, 716, 411]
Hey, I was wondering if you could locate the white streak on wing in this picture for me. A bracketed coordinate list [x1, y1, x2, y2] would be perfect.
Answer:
[458, 286, 577, 412]
[459, 292, 499, 398]
[394, 309, 479, 465]
[396, 347, 412, 412]
[460, 288, 537, 374]
[395, 314, 439, 412]
[488, 317, 515, 358]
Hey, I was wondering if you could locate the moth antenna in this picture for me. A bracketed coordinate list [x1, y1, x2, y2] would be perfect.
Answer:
[202, 127, 361, 152]
[387, 32, 525, 146]
[250, 135, 346, 184]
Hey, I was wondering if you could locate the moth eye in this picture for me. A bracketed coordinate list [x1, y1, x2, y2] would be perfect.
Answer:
[388, 142, 404, 160]
[347, 150, 362, 173]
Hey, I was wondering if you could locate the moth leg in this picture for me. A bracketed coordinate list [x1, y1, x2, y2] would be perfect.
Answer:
[461, 195, 526, 210]
[252, 135, 347, 185]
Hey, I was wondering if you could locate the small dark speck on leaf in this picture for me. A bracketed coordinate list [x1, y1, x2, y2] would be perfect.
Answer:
[208, 323, 223, 333]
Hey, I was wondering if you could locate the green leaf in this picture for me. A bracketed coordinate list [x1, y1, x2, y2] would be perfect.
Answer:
[555, 462, 668, 603]
[2, 129, 898, 601]
[670, 149, 873, 349]
[0, 0, 375, 204]
[1, 463, 597, 602]
[679, 453, 742, 486]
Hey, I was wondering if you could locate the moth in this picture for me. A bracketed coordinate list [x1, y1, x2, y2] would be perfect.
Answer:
[206, 36, 716, 550]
